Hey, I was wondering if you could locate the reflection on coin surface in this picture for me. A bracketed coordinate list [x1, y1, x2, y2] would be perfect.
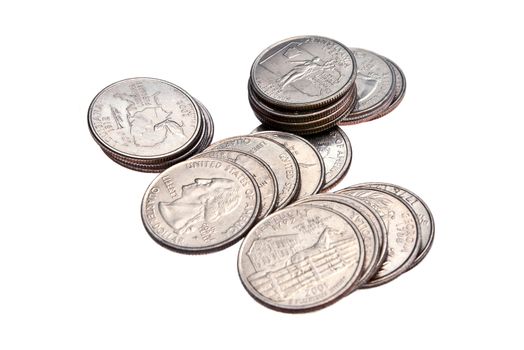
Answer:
[141, 158, 260, 254]
[352, 182, 433, 269]
[349, 49, 394, 113]
[304, 126, 352, 190]
[254, 131, 324, 199]
[88, 77, 202, 161]
[251, 36, 356, 109]
[207, 136, 300, 208]
[194, 150, 277, 219]
[373, 58, 406, 120]
[238, 204, 364, 312]
[294, 193, 383, 288]
[338, 187, 420, 287]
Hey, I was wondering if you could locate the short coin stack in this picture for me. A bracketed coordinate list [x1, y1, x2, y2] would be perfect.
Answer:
[88, 77, 214, 172]
[237, 182, 434, 312]
[248, 36, 358, 135]
[248, 36, 407, 132]
[140, 128, 353, 253]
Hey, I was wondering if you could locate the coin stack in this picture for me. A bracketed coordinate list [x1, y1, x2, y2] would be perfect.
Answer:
[88, 77, 214, 172]
[248, 36, 358, 135]
[237, 182, 434, 313]
[248, 36, 407, 132]
[140, 128, 353, 253]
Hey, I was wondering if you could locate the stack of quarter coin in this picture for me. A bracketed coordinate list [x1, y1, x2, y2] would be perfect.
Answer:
[88, 77, 214, 172]
[248, 36, 358, 135]
[237, 182, 434, 312]
[248, 37, 407, 131]
[338, 49, 405, 125]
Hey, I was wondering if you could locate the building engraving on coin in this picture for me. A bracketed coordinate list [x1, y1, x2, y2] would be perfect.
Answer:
[142, 158, 260, 253]
[238, 205, 363, 311]
[89, 78, 200, 159]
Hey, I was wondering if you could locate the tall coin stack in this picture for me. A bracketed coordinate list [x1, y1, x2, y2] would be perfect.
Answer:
[248, 36, 358, 135]
[88, 77, 214, 172]
[248, 36, 407, 131]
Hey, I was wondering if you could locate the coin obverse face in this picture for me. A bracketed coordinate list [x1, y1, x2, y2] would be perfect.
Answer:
[195, 150, 278, 219]
[207, 136, 300, 208]
[88, 77, 202, 160]
[141, 158, 260, 253]
[238, 204, 364, 312]
[251, 36, 356, 108]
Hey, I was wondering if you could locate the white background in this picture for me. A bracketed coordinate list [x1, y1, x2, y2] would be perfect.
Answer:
[1, 1, 523, 349]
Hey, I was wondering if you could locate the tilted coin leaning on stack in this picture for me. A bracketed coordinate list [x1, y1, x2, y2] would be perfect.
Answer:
[248, 36, 406, 133]
[88, 35, 433, 313]
[87, 77, 214, 172]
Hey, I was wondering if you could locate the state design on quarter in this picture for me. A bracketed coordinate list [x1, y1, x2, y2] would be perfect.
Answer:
[141, 158, 260, 253]
[251, 36, 356, 108]
[238, 205, 363, 312]
[89, 77, 201, 160]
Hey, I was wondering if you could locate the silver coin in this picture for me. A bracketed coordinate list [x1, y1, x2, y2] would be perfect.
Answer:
[248, 80, 356, 122]
[250, 87, 357, 134]
[250, 36, 356, 110]
[294, 193, 384, 288]
[253, 131, 324, 199]
[195, 100, 215, 152]
[304, 126, 352, 190]
[371, 58, 406, 120]
[339, 49, 395, 124]
[104, 105, 210, 172]
[88, 77, 202, 162]
[141, 157, 261, 254]
[352, 182, 433, 270]
[206, 136, 300, 208]
[194, 150, 278, 219]
[238, 204, 364, 312]
[338, 187, 420, 287]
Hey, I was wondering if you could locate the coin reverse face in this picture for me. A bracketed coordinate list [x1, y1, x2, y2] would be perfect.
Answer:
[251, 36, 356, 109]
[141, 158, 260, 253]
[304, 126, 352, 190]
[254, 131, 325, 199]
[238, 204, 364, 312]
[338, 187, 420, 287]
[88, 77, 202, 161]
[353, 182, 433, 269]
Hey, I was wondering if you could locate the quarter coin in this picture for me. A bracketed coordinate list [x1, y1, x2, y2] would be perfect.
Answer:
[141, 157, 261, 254]
[238, 204, 364, 312]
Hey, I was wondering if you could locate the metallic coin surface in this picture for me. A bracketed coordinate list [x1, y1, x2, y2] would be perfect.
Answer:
[349, 48, 395, 114]
[352, 182, 433, 269]
[207, 136, 300, 208]
[88, 77, 202, 161]
[304, 126, 352, 190]
[338, 187, 420, 287]
[238, 204, 364, 312]
[141, 158, 261, 254]
[372, 58, 406, 120]
[194, 150, 278, 219]
[253, 131, 324, 199]
[294, 193, 383, 288]
[251, 36, 356, 109]
[195, 100, 215, 152]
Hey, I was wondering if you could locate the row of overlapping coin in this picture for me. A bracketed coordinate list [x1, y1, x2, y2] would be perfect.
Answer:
[141, 129, 352, 253]
[237, 183, 434, 312]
